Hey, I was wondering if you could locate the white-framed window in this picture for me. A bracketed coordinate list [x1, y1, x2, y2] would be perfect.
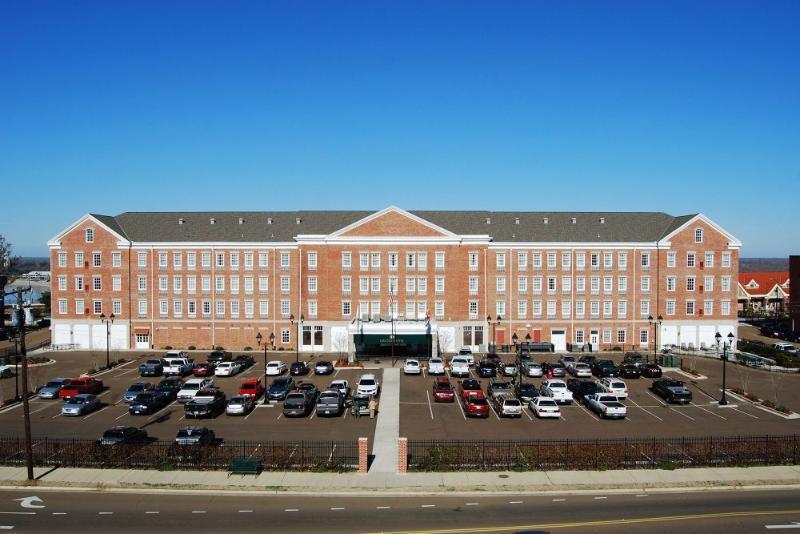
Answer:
[574, 252, 584, 270]
[281, 328, 290, 344]
[695, 228, 703, 243]
[405, 301, 415, 318]
[721, 300, 731, 316]
[603, 252, 613, 269]
[259, 251, 269, 268]
[57, 275, 67, 291]
[590, 252, 599, 270]
[561, 252, 571, 270]
[201, 275, 211, 292]
[112, 275, 121, 291]
[704, 275, 714, 292]
[417, 277, 427, 295]
[434, 300, 444, 319]
[75, 298, 84, 314]
[137, 276, 147, 292]
[308, 276, 318, 294]
[173, 252, 182, 269]
[359, 277, 369, 295]
[215, 300, 225, 317]
[640, 328, 648, 344]
[561, 300, 571, 318]
[279, 251, 290, 270]
[640, 299, 649, 317]
[533, 276, 543, 293]
[340, 251, 351, 271]
[229, 252, 240, 269]
[576, 276, 585, 293]
[174, 300, 183, 317]
[687, 252, 696, 268]
[641, 276, 650, 293]
[686, 300, 695, 315]
[258, 276, 268, 292]
[496, 276, 506, 294]
[517, 251, 528, 270]
[58, 298, 67, 314]
[666, 299, 676, 316]
[186, 299, 196, 316]
[371, 276, 381, 294]
[92, 252, 101, 267]
[174, 276, 183, 293]
[230, 276, 240, 294]
[704, 300, 713, 315]
[603, 328, 612, 344]
[307, 251, 317, 271]
[280, 276, 289, 294]
[259, 300, 269, 317]
[435, 276, 444, 294]
[215, 252, 225, 269]
[721, 276, 731, 291]
[575, 300, 585, 318]
[406, 277, 416, 294]
[533, 252, 543, 269]
[388, 252, 398, 272]
[243, 251, 253, 270]
[518, 276, 528, 294]
[74, 276, 84, 291]
[469, 276, 479, 295]
[618, 300, 627, 318]
[58, 252, 67, 268]
[704, 252, 714, 268]
[418, 252, 427, 271]
[202, 300, 211, 317]
[546, 300, 556, 317]
[307, 300, 317, 317]
[686, 276, 696, 291]
[547, 276, 557, 293]
[618, 252, 627, 270]
[576, 329, 585, 344]
[547, 252, 556, 269]
[617, 329, 626, 344]
[562, 276, 571, 293]
[198, 251, 209, 269]
[342, 276, 352, 294]
[92, 299, 103, 315]
[603, 300, 612, 317]
[468, 300, 478, 318]
[370, 252, 380, 270]
[341, 300, 351, 317]
[468, 251, 479, 271]
[389, 276, 398, 295]
[215, 276, 225, 292]
[667, 276, 676, 291]
[435, 251, 445, 270]
[517, 300, 527, 319]
[187, 275, 196, 293]
[244, 276, 253, 294]
[603, 276, 613, 294]
[496, 300, 506, 318]
[158, 252, 168, 268]
[496, 252, 506, 271]
[280, 299, 290, 318]
[406, 252, 416, 271]
[641, 253, 650, 268]
[721, 252, 732, 268]
[532, 300, 542, 317]
[186, 252, 196, 270]
[158, 275, 168, 292]
[137, 252, 147, 268]
[112, 252, 121, 268]
[74, 251, 84, 268]
[618, 276, 627, 293]
[667, 252, 676, 268]
[590, 276, 600, 294]
[85, 228, 94, 243]
[160, 299, 169, 316]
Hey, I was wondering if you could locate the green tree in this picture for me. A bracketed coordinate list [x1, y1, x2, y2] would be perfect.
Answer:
[38, 290, 51, 316]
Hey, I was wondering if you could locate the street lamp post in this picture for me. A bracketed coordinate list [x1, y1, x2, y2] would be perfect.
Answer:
[647, 315, 663, 364]
[486, 315, 501, 355]
[256, 332, 267, 378]
[290, 314, 304, 363]
[99, 312, 115, 370]
[715, 331, 735, 406]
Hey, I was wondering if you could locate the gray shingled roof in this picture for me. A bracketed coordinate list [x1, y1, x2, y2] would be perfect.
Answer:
[95, 210, 698, 243]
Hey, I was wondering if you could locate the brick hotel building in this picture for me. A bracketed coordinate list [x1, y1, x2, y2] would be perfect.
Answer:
[48, 206, 741, 358]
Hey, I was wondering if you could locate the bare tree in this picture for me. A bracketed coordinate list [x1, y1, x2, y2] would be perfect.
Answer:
[0, 234, 19, 274]
[734, 359, 752, 395]
[768, 370, 784, 407]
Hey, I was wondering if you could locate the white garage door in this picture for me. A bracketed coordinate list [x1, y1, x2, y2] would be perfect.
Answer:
[680, 325, 697, 350]
[438, 327, 456, 353]
[698, 325, 716, 349]
[53, 324, 71, 345]
[72, 325, 90, 349]
[110, 324, 128, 349]
[91, 325, 107, 349]
[661, 326, 678, 347]
[551, 330, 567, 352]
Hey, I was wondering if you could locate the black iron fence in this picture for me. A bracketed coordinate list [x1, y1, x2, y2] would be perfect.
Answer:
[0, 438, 358, 472]
[407, 435, 800, 471]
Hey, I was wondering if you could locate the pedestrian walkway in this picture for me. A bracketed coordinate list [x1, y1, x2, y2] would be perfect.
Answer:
[368, 368, 400, 473]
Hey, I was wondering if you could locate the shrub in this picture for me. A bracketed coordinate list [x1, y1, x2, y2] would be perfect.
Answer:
[777, 405, 791, 414]
[762, 399, 777, 409]
[215, 346, 225, 351]
[87, 368, 97, 375]
[164, 346, 173, 350]
[117, 358, 127, 364]
[611, 346, 622, 351]
[188, 345, 196, 351]
[278, 347, 284, 351]
[243, 346, 253, 351]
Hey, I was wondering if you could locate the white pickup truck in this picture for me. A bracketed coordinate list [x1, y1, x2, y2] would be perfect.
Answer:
[540, 379, 573, 404]
[163, 351, 193, 377]
[585, 393, 627, 419]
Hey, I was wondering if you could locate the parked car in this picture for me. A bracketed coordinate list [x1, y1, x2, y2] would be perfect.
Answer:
[316, 390, 345, 416]
[462, 391, 490, 418]
[540, 379, 573, 404]
[37, 377, 71, 399]
[501, 362, 518, 377]
[295, 382, 320, 401]
[283, 391, 315, 417]
[591, 359, 620, 378]
[207, 350, 232, 365]
[450, 356, 471, 378]
[521, 360, 543, 377]
[558, 355, 577, 369]
[98, 426, 149, 445]
[266, 361, 287, 376]
[585, 393, 627, 419]
[492, 393, 523, 417]
[432, 377, 455, 402]
[568, 362, 592, 378]
[514, 382, 538, 403]
[403, 359, 422, 375]
[177, 378, 214, 403]
[641, 363, 663, 378]
[567, 379, 599, 405]
[156, 378, 184, 401]
[619, 364, 642, 379]
[129, 391, 170, 415]
[163, 356, 193, 377]
[139, 359, 165, 377]
[529, 396, 561, 418]
[226, 395, 255, 416]
[185, 389, 226, 418]
[267, 377, 296, 401]
[123, 382, 155, 403]
[542, 362, 567, 378]
[214, 361, 242, 377]
[314, 361, 334, 375]
[356, 374, 380, 396]
[192, 362, 216, 377]
[458, 379, 483, 399]
[329, 380, 350, 399]
[61, 394, 101, 416]
[174, 427, 216, 446]
[598, 378, 628, 399]
[234, 355, 255, 369]
[578, 355, 597, 366]
[290, 361, 310, 376]
[651, 378, 693, 404]
[427, 357, 445, 375]
[773, 343, 799, 355]
[2, 366, 16, 379]
[487, 380, 512, 398]
[59, 377, 103, 400]
[477, 359, 497, 378]
[457, 347, 476, 366]
[623, 352, 646, 367]
[238, 378, 265, 399]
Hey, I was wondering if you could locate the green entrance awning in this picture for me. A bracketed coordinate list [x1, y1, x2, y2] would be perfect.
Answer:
[357, 334, 430, 348]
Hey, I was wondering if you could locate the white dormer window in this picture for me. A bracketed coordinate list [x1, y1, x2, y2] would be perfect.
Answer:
[85, 228, 94, 243]
[695, 228, 703, 243]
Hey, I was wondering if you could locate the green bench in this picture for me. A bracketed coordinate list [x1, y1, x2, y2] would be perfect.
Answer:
[228, 457, 262, 476]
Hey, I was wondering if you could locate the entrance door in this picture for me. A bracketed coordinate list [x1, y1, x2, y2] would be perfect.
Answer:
[589, 330, 599, 351]
[551, 329, 567, 352]
[533, 329, 542, 343]
[135, 334, 149, 349]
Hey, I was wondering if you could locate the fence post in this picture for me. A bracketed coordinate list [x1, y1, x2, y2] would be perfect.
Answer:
[358, 437, 369, 474]
[397, 437, 407, 474]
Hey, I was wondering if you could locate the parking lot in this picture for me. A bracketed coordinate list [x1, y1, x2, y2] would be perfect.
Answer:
[0, 351, 377, 444]
[398, 353, 800, 440]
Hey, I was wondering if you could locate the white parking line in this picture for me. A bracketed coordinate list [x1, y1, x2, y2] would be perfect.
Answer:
[669, 406, 696, 421]
[284, 509, 299, 512]
[627, 397, 664, 421]
[421, 504, 436, 508]
[465, 502, 479, 506]
[52, 512, 67, 515]
[577, 402, 601, 422]
[509, 501, 523, 504]
[276, 413, 282, 420]
[552, 498, 566, 502]
[145, 511, 159, 514]
[239, 510, 253, 513]
[376, 506, 391, 510]
[333, 369, 340, 377]
[456, 399, 467, 420]
[425, 391, 434, 420]
[83, 405, 110, 420]
[330, 507, 344, 511]
[645, 391, 668, 407]
[98, 512, 113, 515]
[593, 496, 607, 500]
[636, 494, 649, 497]
[691, 402, 727, 420]
[730, 406, 759, 419]
[522, 407, 534, 421]
[114, 411, 129, 421]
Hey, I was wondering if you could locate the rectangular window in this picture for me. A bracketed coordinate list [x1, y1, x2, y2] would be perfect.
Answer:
[244, 276, 253, 294]
[58, 298, 67, 314]
[546, 300, 556, 317]
[406, 277, 416, 294]
[173, 276, 182, 293]
[603, 300, 612, 317]
[547, 276, 557, 292]
[469, 276, 479, 295]
[641, 276, 650, 293]
[590, 252, 599, 270]
[417, 277, 427, 295]
[561, 252, 571, 270]
[280, 299, 290, 318]
[258, 276, 268, 292]
[92, 252, 101, 267]
[279, 251, 290, 270]
[215, 252, 225, 269]
[518, 276, 528, 294]
[58, 252, 67, 268]
[160, 299, 169, 317]
[259, 251, 269, 268]
[85, 228, 94, 242]
[617, 329, 626, 344]
[667, 252, 676, 268]
[667, 276, 676, 291]
[517, 251, 528, 270]
[201, 252, 211, 268]
[603, 276, 613, 294]
[112, 275, 121, 291]
[496, 300, 506, 318]
[721, 252, 732, 268]
[307, 300, 317, 317]
[640, 329, 648, 344]
[434, 300, 444, 319]
[705, 252, 714, 268]
[371, 252, 380, 270]
[405, 301, 415, 318]
[259, 300, 269, 317]
[75, 298, 84, 314]
[215, 276, 225, 292]
[341, 301, 351, 317]
[187, 275, 196, 293]
[618, 300, 628, 318]
[532, 300, 542, 317]
[517, 300, 527, 319]
[158, 275, 168, 292]
[468, 252, 479, 271]
[641, 253, 650, 268]
[111, 252, 121, 267]
[590, 276, 600, 294]
[640, 299, 649, 317]
[686, 300, 695, 315]
[618, 276, 627, 293]
[618, 252, 627, 270]
[695, 228, 704, 243]
[496, 276, 506, 294]
[215, 300, 225, 317]
[92, 300, 103, 315]
[666, 299, 676, 316]
[687, 252, 696, 268]
[159, 252, 168, 268]
[342, 276, 352, 294]
[360, 277, 369, 295]
[229, 252, 239, 269]
[704, 275, 714, 292]
[576, 276, 585, 293]
[281, 329, 290, 344]
[547, 252, 556, 269]
[173, 252, 182, 269]
[533, 252, 543, 269]
[562, 300, 571, 318]
[280, 276, 290, 294]
[202, 300, 211, 317]
[496, 252, 506, 271]
[339, 252, 351, 271]
[74, 276, 84, 291]
[435, 251, 445, 270]
[201, 275, 211, 292]
[174, 300, 183, 317]
[686, 276, 696, 291]
[187, 252, 196, 269]
[576, 329, 585, 344]
[74, 252, 84, 268]
[371, 277, 381, 294]
[575, 252, 584, 270]
[137, 276, 146, 292]
[562, 276, 571, 293]
[533, 276, 543, 293]
[388, 252, 398, 272]
[603, 252, 613, 269]
[57, 275, 67, 291]
[704, 300, 713, 315]
[418, 252, 427, 271]
[406, 252, 416, 271]
[575, 300, 585, 318]
[137, 252, 147, 268]
[721, 300, 731, 316]
[389, 276, 398, 295]
[242, 251, 253, 270]
[435, 276, 444, 294]
[308, 276, 317, 294]
[721, 276, 731, 291]
[468, 300, 478, 318]
[603, 328, 612, 344]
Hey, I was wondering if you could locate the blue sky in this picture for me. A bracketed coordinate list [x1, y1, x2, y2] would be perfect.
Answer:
[1, 1, 797, 257]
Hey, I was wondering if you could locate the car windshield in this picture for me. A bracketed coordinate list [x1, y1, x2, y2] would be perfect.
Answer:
[598, 360, 614, 366]
[430, 359, 442, 364]
[360, 379, 376, 386]
[285, 394, 305, 405]
[470, 398, 488, 405]
[135, 394, 153, 401]
[320, 392, 338, 399]
[241, 384, 255, 390]
[492, 383, 510, 389]
[268, 363, 281, 368]
[611, 382, 625, 388]
[504, 400, 521, 406]
[71, 398, 87, 404]
[177, 429, 201, 438]
[129, 384, 147, 391]
[230, 396, 248, 403]
[146, 360, 160, 365]
[45, 381, 64, 388]
[272, 379, 289, 387]
[183, 383, 200, 391]
[549, 383, 566, 388]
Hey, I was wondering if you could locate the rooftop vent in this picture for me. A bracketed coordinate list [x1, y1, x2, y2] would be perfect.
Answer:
[209, 218, 216, 225]
[267, 217, 273, 225]
[599, 217, 605, 224]
[296, 217, 302, 225]
[178, 218, 185, 225]
[543, 217, 549, 225]
[514, 217, 520, 225]
[485, 217, 491, 225]
[571, 217, 577, 224]
[238, 217, 245, 225]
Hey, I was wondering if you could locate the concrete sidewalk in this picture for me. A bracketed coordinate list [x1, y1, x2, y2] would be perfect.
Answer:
[368, 368, 400, 473]
[1, 465, 799, 494]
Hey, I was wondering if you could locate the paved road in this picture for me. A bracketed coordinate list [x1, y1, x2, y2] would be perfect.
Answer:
[0, 487, 799, 532]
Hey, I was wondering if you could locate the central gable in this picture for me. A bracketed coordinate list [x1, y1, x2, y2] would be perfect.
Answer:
[332, 206, 456, 238]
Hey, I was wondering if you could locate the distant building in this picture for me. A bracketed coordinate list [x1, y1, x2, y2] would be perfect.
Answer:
[737, 271, 790, 316]
[790, 257, 800, 333]
[20, 271, 51, 282]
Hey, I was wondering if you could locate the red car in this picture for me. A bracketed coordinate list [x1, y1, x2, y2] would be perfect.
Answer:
[462, 391, 490, 418]
[192, 362, 215, 377]
[432, 377, 455, 403]
[238, 377, 265, 399]
[59, 377, 103, 400]
[458, 378, 483, 399]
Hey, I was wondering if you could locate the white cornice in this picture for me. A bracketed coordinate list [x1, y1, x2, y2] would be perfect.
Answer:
[48, 214, 130, 246]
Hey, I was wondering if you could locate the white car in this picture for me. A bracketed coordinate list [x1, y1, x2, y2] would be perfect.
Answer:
[427, 357, 445, 375]
[457, 348, 476, 366]
[521, 360, 543, 377]
[540, 379, 573, 404]
[599, 378, 628, 399]
[450, 356, 471, 378]
[177, 378, 214, 403]
[569, 362, 592, 378]
[403, 359, 421, 375]
[529, 397, 561, 418]
[214, 361, 242, 377]
[265, 361, 286, 376]
[356, 374, 380, 396]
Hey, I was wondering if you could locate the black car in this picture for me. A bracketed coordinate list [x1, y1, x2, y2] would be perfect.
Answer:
[578, 355, 597, 366]
[139, 359, 165, 377]
[542, 362, 567, 378]
[477, 359, 497, 378]
[98, 426, 149, 445]
[314, 361, 335, 375]
[567, 379, 599, 404]
[129, 391, 170, 415]
[619, 364, 641, 379]
[156, 378, 184, 401]
[283, 391, 315, 417]
[622, 352, 645, 367]
[290, 361, 310, 376]
[234, 354, 255, 369]
[207, 350, 232, 364]
[641, 363, 663, 378]
[514, 382, 538, 402]
[267, 377, 296, 401]
[652, 378, 692, 404]
[295, 382, 320, 402]
[174, 427, 216, 446]
[185, 389, 227, 418]
[591, 359, 620, 377]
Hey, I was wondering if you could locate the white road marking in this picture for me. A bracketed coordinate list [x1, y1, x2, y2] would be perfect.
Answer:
[276, 413, 282, 420]
[83, 405, 109, 420]
[509, 501, 523, 504]
[636, 494, 648, 497]
[0, 526, 13, 530]
[765, 522, 800, 529]
[98, 512, 113, 515]
[552, 498, 566, 502]
[0, 513, 34, 516]
[425, 390, 434, 420]
[114, 411, 129, 421]
[376, 506, 391, 510]
[669, 406, 696, 421]
[691, 402, 727, 420]
[284, 508, 299, 512]
[593, 496, 607, 500]
[421, 504, 436, 508]
[191, 510, 206, 514]
[577, 402, 601, 422]
[627, 397, 664, 421]
[145, 511, 159, 514]
[29, 404, 53, 415]
[330, 507, 345, 511]
[333, 369, 340, 377]
[730, 406, 759, 419]
[52, 512, 67, 515]
[465, 502, 479, 506]
[239, 510, 253, 513]
[522, 407, 534, 421]
[15, 496, 44, 509]
[645, 391, 669, 407]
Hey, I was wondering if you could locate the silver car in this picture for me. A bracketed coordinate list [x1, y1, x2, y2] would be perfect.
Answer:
[225, 395, 255, 416]
[38, 378, 71, 399]
[521, 360, 543, 377]
[61, 394, 101, 416]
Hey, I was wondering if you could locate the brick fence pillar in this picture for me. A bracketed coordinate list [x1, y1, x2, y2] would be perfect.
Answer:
[358, 437, 369, 474]
[397, 437, 408, 474]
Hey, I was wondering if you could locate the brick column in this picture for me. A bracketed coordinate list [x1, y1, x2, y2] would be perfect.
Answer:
[397, 437, 408, 474]
[358, 437, 369, 474]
